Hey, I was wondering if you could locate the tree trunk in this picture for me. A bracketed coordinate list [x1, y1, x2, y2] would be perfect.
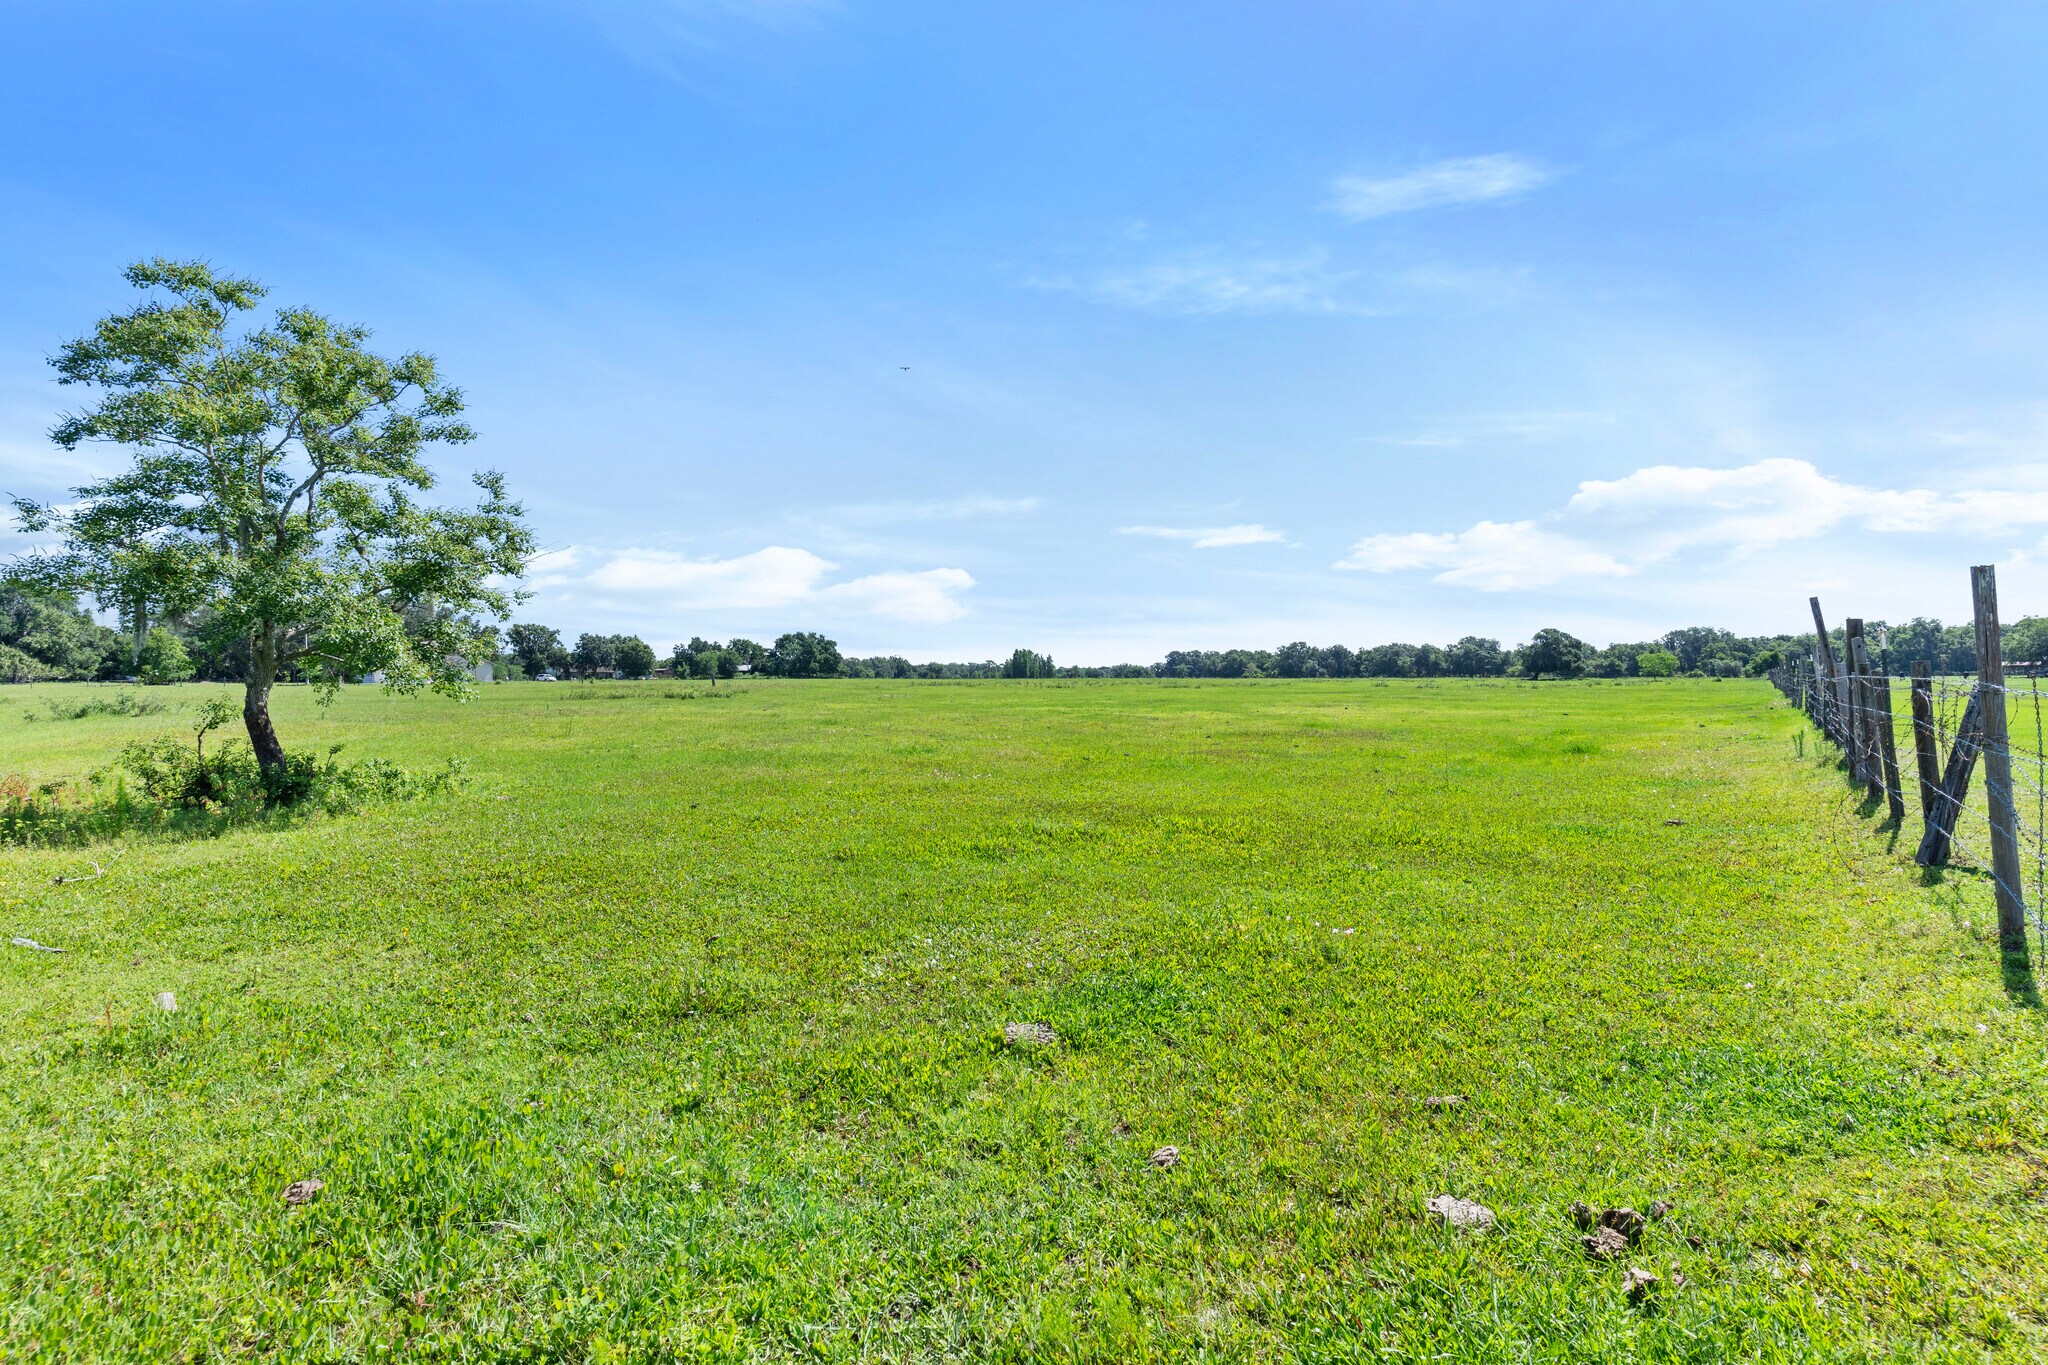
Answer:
[244, 633, 287, 772]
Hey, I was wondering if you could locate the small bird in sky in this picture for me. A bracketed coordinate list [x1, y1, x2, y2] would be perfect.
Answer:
[900, 366, 910, 370]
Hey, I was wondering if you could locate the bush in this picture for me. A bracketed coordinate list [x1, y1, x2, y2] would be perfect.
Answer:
[1635, 650, 1679, 678]
[26, 690, 171, 722]
[1, 704, 467, 846]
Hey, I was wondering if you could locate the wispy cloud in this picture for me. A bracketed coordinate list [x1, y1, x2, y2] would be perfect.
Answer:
[823, 495, 1043, 523]
[1328, 154, 1554, 221]
[1029, 251, 1370, 317]
[1335, 458, 2048, 590]
[1360, 409, 1618, 448]
[528, 544, 978, 624]
[579, 0, 838, 79]
[1121, 523, 1290, 549]
[818, 568, 977, 622]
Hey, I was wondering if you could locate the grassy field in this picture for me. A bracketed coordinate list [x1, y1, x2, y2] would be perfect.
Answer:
[1, 677, 2043, 1362]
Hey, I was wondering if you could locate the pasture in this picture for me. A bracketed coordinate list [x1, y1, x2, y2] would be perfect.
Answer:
[1, 678, 2043, 1361]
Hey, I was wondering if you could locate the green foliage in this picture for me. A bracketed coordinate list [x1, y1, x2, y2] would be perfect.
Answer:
[9, 259, 533, 766]
[506, 622, 569, 677]
[26, 690, 170, 722]
[1635, 648, 1680, 678]
[0, 586, 120, 679]
[135, 626, 193, 684]
[613, 636, 656, 679]
[1519, 626, 1591, 679]
[0, 641, 62, 683]
[1002, 647, 1056, 679]
[1746, 647, 1784, 677]
[1, 700, 465, 846]
[2004, 616, 2048, 666]
[767, 630, 842, 677]
[0, 677, 2041, 1358]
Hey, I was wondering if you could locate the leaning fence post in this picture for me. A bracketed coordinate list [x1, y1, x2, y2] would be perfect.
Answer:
[1909, 662, 1941, 830]
[1809, 597, 1841, 745]
[1918, 686, 1986, 867]
[1971, 564, 2028, 950]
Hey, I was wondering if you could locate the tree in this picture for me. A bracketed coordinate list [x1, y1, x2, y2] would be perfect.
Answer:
[137, 626, 194, 684]
[1360, 643, 1413, 678]
[10, 260, 532, 773]
[1445, 636, 1507, 677]
[1274, 641, 1318, 678]
[1635, 649, 1679, 678]
[1519, 628, 1590, 680]
[507, 623, 568, 677]
[1659, 626, 1738, 674]
[725, 637, 767, 673]
[1745, 648, 1783, 677]
[0, 586, 121, 678]
[614, 635, 656, 679]
[1003, 647, 1055, 678]
[769, 631, 842, 677]
[571, 633, 615, 678]
[2005, 617, 2048, 667]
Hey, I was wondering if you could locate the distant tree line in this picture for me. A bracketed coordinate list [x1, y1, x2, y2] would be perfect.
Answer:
[496, 625, 843, 680]
[9, 588, 2045, 685]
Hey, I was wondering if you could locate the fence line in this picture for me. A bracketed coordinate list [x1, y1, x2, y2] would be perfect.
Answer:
[1768, 564, 2043, 957]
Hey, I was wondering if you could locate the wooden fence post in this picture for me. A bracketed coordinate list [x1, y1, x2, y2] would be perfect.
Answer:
[1809, 598, 1840, 745]
[1916, 686, 1986, 867]
[1909, 662, 1941, 830]
[1971, 564, 2028, 950]
[1872, 668, 1907, 822]
[1846, 625, 1901, 813]
[1845, 618, 1872, 786]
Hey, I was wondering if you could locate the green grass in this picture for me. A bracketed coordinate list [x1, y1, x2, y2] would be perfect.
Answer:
[1, 677, 2043, 1361]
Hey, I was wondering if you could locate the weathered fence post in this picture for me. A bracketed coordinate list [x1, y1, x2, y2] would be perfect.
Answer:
[1971, 564, 2028, 950]
[1909, 661, 1940, 830]
[1845, 618, 1873, 788]
[1849, 626, 1906, 820]
[1917, 686, 1985, 867]
[1872, 668, 1907, 821]
[1809, 598, 1840, 745]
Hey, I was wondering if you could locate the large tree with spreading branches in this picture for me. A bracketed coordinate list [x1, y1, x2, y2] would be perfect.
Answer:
[8, 259, 534, 773]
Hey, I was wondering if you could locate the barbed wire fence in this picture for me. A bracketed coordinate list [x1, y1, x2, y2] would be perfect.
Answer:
[1766, 564, 2043, 959]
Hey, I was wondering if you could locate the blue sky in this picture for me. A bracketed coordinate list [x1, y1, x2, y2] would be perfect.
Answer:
[6, 2, 2048, 662]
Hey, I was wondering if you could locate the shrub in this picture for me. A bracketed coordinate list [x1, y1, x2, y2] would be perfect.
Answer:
[0, 703, 468, 846]
[26, 690, 171, 722]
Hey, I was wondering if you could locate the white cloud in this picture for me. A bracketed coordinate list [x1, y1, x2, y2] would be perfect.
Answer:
[585, 545, 833, 606]
[524, 543, 977, 625]
[1328, 154, 1554, 221]
[1336, 458, 2048, 591]
[1031, 248, 1530, 319]
[1337, 522, 1629, 590]
[1121, 523, 1290, 549]
[817, 568, 977, 622]
[1031, 251, 1369, 317]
